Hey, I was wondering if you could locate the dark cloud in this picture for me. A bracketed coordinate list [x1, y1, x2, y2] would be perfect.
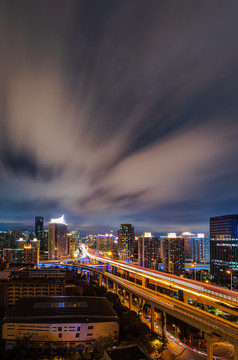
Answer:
[0, 0, 238, 232]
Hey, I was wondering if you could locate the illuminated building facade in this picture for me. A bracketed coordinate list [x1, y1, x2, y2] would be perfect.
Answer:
[118, 224, 135, 262]
[188, 234, 210, 263]
[162, 233, 184, 276]
[96, 233, 117, 254]
[48, 215, 68, 260]
[138, 232, 161, 270]
[181, 232, 194, 260]
[3, 245, 39, 265]
[210, 214, 238, 288]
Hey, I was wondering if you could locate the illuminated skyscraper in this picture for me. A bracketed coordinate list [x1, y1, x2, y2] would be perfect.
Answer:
[138, 232, 161, 270]
[162, 233, 184, 276]
[35, 217, 44, 239]
[48, 215, 68, 260]
[210, 214, 238, 289]
[118, 224, 135, 262]
[188, 234, 210, 263]
[181, 232, 195, 260]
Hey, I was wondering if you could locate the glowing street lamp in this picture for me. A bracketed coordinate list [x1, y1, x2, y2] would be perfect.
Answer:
[226, 270, 233, 291]
[191, 263, 197, 281]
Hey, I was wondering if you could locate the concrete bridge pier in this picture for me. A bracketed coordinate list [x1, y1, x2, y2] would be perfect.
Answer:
[151, 305, 155, 332]
[129, 292, 132, 310]
[114, 283, 119, 295]
[162, 311, 167, 340]
[138, 297, 142, 311]
[205, 334, 222, 360]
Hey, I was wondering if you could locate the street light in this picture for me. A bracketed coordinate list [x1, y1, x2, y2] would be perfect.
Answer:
[191, 264, 197, 281]
[226, 270, 233, 291]
[172, 324, 177, 338]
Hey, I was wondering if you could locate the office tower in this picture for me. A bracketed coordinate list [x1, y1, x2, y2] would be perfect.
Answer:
[118, 224, 135, 262]
[181, 232, 195, 260]
[162, 233, 185, 276]
[48, 215, 68, 260]
[210, 214, 238, 289]
[42, 230, 48, 254]
[35, 217, 44, 238]
[138, 232, 161, 270]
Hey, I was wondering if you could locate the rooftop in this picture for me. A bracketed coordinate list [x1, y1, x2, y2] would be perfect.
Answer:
[3, 296, 119, 324]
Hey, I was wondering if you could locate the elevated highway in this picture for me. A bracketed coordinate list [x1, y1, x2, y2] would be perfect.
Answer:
[84, 248, 238, 314]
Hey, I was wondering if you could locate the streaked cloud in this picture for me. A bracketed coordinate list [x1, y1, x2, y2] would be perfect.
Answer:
[0, 0, 238, 232]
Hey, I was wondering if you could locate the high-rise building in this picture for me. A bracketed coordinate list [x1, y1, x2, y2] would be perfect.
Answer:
[35, 217, 44, 239]
[8, 230, 20, 248]
[48, 215, 68, 260]
[162, 233, 184, 276]
[118, 224, 135, 262]
[96, 233, 117, 254]
[181, 232, 195, 260]
[203, 236, 210, 263]
[138, 232, 161, 270]
[188, 234, 208, 263]
[210, 214, 238, 289]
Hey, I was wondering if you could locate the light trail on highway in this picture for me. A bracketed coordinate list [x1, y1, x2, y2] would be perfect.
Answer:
[83, 246, 238, 308]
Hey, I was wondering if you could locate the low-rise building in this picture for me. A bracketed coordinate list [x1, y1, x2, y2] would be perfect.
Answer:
[2, 296, 119, 350]
[20, 268, 67, 279]
[3, 246, 39, 265]
[0, 279, 65, 307]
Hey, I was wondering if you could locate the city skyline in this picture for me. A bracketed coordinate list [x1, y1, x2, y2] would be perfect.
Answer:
[1, 2, 238, 233]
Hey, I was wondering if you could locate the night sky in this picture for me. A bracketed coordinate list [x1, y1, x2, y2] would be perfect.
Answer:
[1, 1, 238, 234]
